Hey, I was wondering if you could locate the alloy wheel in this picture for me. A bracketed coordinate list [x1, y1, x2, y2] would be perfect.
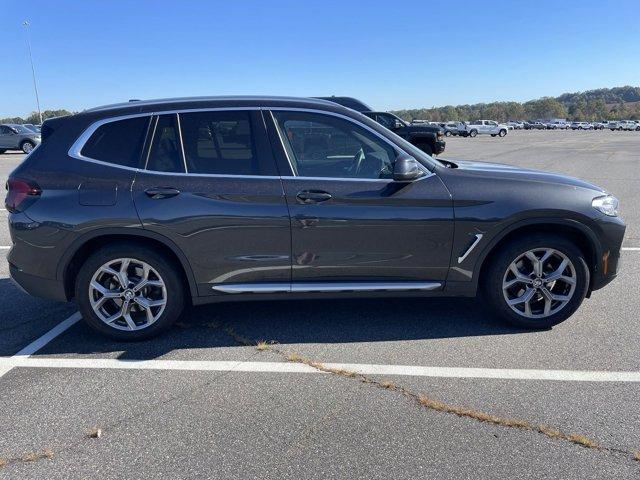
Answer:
[89, 258, 167, 331]
[22, 142, 34, 153]
[502, 248, 576, 319]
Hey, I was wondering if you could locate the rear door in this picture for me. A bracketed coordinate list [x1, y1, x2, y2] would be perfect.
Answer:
[132, 109, 291, 296]
[265, 109, 454, 287]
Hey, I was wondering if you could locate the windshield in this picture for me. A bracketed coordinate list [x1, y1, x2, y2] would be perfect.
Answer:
[10, 125, 33, 134]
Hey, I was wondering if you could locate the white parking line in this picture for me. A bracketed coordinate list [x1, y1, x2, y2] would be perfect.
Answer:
[0, 356, 639, 383]
[0, 312, 81, 379]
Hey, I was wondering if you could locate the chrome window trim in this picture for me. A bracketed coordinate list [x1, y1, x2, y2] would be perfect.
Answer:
[212, 281, 442, 294]
[67, 105, 433, 181]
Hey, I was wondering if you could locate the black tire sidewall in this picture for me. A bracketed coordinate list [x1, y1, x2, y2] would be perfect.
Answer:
[75, 244, 185, 340]
[483, 235, 589, 329]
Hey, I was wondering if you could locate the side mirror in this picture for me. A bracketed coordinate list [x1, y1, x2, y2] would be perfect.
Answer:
[393, 154, 424, 182]
[393, 120, 404, 129]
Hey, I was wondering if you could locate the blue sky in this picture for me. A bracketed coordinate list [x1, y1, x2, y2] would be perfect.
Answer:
[2, 0, 639, 117]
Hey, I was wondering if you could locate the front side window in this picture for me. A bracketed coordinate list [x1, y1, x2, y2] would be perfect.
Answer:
[81, 116, 149, 167]
[273, 111, 396, 179]
[179, 111, 260, 175]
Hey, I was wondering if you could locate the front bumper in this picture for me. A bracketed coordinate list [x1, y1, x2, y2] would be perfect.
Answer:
[590, 215, 626, 291]
[434, 140, 446, 155]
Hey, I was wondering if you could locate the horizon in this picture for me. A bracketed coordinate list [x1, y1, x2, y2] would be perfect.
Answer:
[2, 0, 639, 117]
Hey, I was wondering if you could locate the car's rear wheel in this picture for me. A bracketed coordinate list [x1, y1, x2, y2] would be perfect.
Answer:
[469, 129, 478, 137]
[76, 244, 185, 340]
[444, 131, 451, 137]
[483, 235, 589, 329]
[20, 141, 35, 154]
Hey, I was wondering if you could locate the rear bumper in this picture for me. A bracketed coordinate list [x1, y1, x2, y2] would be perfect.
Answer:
[9, 261, 68, 302]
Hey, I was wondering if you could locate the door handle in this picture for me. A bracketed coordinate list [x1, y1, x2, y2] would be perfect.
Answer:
[144, 187, 181, 199]
[296, 190, 332, 204]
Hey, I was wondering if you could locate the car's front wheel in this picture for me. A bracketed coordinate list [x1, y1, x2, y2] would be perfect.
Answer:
[483, 235, 589, 329]
[469, 129, 478, 137]
[498, 129, 507, 137]
[76, 244, 185, 340]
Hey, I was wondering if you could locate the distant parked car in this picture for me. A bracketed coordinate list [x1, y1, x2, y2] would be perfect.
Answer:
[317, 97, 446, 156]
[442, 121, 465, 136]
[607, 121, 620, 131]
[361, 111, 446, 155]
[549, 121, 570, 130]
[529, 122, 547, 130]
[591, 122, 606, 130]
[571, 122, 593, 130]
[617, 120, 637, 131]
[0, 124, 42, 153]
[464, 120, 508, 137]
[507, 121, 524, 130]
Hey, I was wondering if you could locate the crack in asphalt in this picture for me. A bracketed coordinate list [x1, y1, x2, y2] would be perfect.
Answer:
[212, 321, 640, 466]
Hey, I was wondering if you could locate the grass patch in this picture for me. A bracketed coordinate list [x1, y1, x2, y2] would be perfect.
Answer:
[568, 434, 599, 449]
[256, 340, 269, 351]
[87, 427, 102, 439]
[634, 451, 640, 462]
[22, 449, 54, 462]
[0, 458, 6, 468]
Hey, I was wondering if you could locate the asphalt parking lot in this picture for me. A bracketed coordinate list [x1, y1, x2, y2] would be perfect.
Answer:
[1, 130, 639, 479]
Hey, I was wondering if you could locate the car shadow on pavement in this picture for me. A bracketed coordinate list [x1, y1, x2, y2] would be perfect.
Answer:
[30, 294, 536, 361]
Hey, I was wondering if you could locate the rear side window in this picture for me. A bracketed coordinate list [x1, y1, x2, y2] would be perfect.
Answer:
[146, 114, 184, 173]
[81, 116, 149, 167]
[179, 111, 261, 175]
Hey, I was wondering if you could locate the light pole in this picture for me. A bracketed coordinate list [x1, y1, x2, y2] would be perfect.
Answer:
[22, 20, 43, 125]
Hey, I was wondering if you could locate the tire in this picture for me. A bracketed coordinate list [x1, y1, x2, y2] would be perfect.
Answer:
[491, 134, 496, 137]
[469, 129, 478, 138]
[498, 129, 507, 137]
[482, 234, 589, 329]
[20, 141, 35, 154]
[75, 243, 185, 340]
[444, 131, 452, 137]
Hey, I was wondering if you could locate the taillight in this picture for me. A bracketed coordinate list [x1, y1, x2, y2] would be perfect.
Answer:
[5, 177, 41, 213]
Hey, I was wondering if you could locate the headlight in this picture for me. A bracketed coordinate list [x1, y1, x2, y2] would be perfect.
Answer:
[592, 195, 619, 217]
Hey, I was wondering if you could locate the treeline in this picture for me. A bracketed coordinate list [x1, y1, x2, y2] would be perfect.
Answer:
[392, 86, 640, 123]
[0, 109, 74, 125]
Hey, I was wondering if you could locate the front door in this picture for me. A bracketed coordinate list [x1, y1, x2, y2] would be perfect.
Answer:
[132, 110, 291, 296]
[267, 110, 454, 287]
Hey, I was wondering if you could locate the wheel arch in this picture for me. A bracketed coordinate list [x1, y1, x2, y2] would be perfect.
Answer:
[58, 228, 198, 302]
[475, 218, 602, 295]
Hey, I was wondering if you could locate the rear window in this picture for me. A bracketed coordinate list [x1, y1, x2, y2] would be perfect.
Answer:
[81, 116, 149, 167]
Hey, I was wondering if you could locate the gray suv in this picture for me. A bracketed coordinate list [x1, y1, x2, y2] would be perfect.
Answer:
[6, 96, 625, 340]
[0, 124, 41, 154]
